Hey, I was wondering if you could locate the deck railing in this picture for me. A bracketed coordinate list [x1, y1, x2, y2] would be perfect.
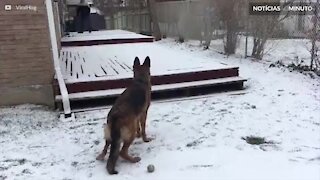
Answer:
[46, 0, 71, 117]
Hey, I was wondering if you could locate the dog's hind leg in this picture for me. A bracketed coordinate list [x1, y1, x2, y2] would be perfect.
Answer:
[140, 111, 152, 142]
[96, 139, 110, 161]
[120, 135, 141, 163]
[136, 119, 141, 138]
[107, 129, 121, 175]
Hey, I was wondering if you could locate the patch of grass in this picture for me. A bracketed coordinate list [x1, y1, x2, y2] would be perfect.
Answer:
[71, 161, 78, 167]
[0, 175, 7, 180]
[242, 136, 268, 145]
[3, 158, 27, 165]
[186, 139, 203, 147]
[177, 36, 185, 43]
[21, 169, 32, 174]
[269, 61, 320, 78]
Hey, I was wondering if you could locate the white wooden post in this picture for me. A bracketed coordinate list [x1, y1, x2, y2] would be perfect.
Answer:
[45, 0, 72, 117]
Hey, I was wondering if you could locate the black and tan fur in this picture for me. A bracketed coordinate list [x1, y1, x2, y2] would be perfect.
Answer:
[96, 57, 152, 175]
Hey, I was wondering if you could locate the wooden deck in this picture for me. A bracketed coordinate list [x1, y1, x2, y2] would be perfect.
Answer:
[54, 30, 246, 110]
[58, 42, 240, 83]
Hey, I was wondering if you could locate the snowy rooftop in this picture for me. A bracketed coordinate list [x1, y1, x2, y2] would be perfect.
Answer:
[61, 30, 153, 43]
[66, 0, 93, 6]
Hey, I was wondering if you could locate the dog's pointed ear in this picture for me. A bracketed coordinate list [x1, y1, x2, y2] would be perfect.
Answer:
[133, 57, 140, 67]
[143, 56, 150, 67]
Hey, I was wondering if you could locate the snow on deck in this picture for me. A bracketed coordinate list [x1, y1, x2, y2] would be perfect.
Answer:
[61, 30, 153, 42]
[60, 42, 236, 83]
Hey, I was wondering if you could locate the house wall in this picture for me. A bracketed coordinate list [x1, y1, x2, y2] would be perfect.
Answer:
[0, 0, 55, 107]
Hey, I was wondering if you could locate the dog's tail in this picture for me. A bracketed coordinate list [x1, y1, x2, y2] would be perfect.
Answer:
[106, 118, 121, 175]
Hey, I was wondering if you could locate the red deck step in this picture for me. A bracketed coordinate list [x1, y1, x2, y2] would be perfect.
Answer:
[53, 67, 239, 94]
[55, 76, 246, 110]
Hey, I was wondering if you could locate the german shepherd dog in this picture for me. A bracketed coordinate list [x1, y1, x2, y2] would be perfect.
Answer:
[96, 56, 152, 174]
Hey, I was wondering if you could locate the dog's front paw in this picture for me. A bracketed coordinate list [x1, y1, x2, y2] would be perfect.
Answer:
[107, 164, 118, 175]
[96, 154, 105, 161]
[132, 157, 141, 163]
[142, 137, 153, 142]
[108, 169, 118, 175]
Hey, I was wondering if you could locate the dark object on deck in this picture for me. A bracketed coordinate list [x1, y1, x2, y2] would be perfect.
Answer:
[76, 6, 91, 33]
[71, 7, 105, 33]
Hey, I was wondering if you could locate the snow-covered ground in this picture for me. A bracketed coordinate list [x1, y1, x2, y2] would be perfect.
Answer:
[1, 39, 319, 180]
[207, 36, 317, 67]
